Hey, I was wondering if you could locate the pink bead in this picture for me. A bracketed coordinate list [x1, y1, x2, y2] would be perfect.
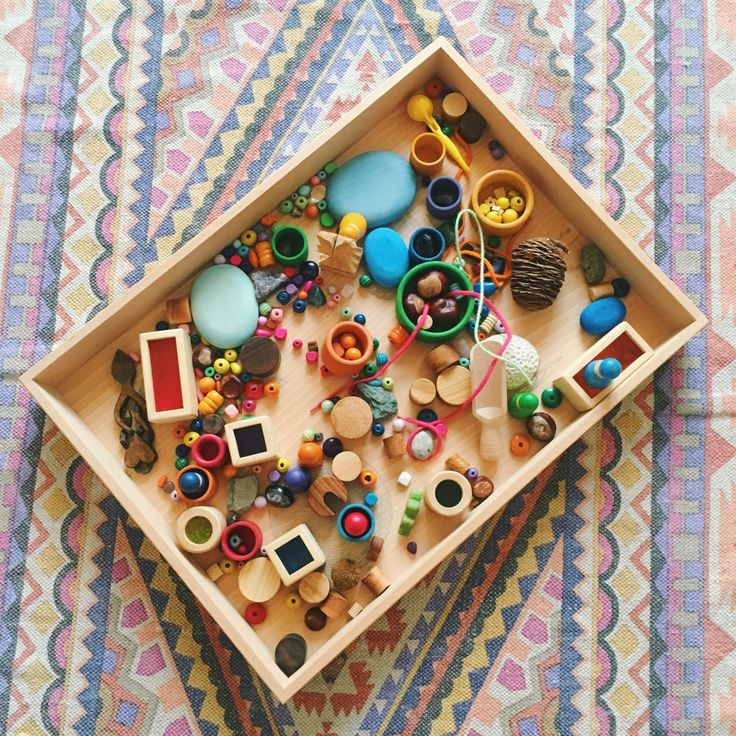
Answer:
[255, 328, 272, 337]
[254, 496, 267, 509]
[333, 294, 342, 303]
[257, 315, 268, 326]
[127, 351, 140, 363]
[244, 399, 257, 412]
[320, 365, 332, 377]
[283, 266, 297, 278]
[327, 300, 336, 309]
[309, 175, 320, 186]
[274, 327, 287, 340]
[302, 280, 313, 292]
[197, 389, 205, 401]
[292, 339, 303, 349]
[224, 404, 240, 421]
[177, 323, 191, 334]
[270, 308, 284, 322]
[252, 465, 262, 474]
[194, 368, 204, 378]
[306, 350, 318, 363]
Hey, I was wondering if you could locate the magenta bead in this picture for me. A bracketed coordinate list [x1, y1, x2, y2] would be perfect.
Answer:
[255, 328, 272, 337]
[244, 399, 257, 412]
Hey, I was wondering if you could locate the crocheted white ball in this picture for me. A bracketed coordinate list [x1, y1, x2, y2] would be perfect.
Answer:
[504, 336, 540, 392]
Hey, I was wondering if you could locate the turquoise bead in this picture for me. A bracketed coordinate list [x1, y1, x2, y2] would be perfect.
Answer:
[297, 184, 311, 197]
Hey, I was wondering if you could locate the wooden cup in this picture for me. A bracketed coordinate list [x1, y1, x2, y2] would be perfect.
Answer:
[409, 132, 446, 176]
[321, 322, 373, 376]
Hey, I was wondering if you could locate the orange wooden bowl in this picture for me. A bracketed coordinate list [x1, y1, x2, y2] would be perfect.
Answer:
[321, 322, 373, 376]
[175, 465, 218, 505]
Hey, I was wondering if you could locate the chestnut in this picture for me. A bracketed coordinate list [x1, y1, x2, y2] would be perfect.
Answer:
[403, 292, 426, 322]
[428, 296, 460, 328]
[416, 269, 448, 299]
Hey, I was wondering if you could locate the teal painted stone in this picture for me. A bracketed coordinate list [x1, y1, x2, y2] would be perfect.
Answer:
[579, 296, 626, 335]
[364, 228, 409, 288]
[190, 265, 258, 348]
[326, 151, 416, 228]
[356, 383, 398, 420]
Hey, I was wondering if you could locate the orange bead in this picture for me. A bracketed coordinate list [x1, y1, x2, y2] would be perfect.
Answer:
[222, 464, 238, 479]
[339, 333, 357, 349]
[344, 347, 362, 361]
[296, 290, 308, 300]
[260, 213, 278, 227]
[248, 249, 260, 268]
[359, 468, 377, 488]
[297, 441, 324, 468]
[331, 341, 345, 358]
[388, 325, 410, 346]
[264, 381, 280, 397]
[173, 424, 187, 439]
[510, 434, 532, 457]
[305, 203, 319, 218]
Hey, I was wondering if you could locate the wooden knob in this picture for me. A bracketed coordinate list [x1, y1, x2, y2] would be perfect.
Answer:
[409, 377, 437, 405]
[441, 92, 468, 123]
[319, 591, 349, 619]
[298, 571, 330, 604]
[426, 344, 460, 374]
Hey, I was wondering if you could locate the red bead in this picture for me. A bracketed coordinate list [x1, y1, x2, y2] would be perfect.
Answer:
[245, 380, 264, 399]
[283, 266, 297, 278]
[424, 77, 445, 98]
[309, 175, 321, 186]
[229, 254, 243, 266]
[343, 510, 369, 537]
[244, 602, 267, 625]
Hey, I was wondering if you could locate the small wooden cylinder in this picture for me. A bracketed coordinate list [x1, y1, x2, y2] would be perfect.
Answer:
[383, 434, 406, 458]
[587, 283, 615, 301]
[445, 453, 470, 475]
[362, 566, 390, 596]
[409, 377, 437, 405]
[441, 91, 468, 123]
[319, 591, 349, 619]
[298, 571, 330, 604]
[367, 535, 383, 561]
[426, 344, 460, 374]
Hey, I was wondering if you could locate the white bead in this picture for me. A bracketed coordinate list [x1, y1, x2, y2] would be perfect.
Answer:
[253, 496, 267, 509]
[392, 418, 406, 432]
[397, 471, 412, 487]
[213, 254, 226, 264]
[341, 283, 355, 298]
[327, 284, 337, 294]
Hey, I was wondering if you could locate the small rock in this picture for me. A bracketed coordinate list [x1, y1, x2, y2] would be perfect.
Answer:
[526, 412, 557, 442]
[252, 269, 289, 301]
[305, 607, 327, 631]
[409, 429, 435, 460]
[579, 296, 626, 335]
[471, 475, 494, 500]
[307, 284, 327, 307]
[227, 473, 259, 514]
[265, 483, 294, 508]
[406, 541, 418, 555]
[356, 383, 398, 420]
[275, 634, 307, 676]
[579, 243, 606, 285]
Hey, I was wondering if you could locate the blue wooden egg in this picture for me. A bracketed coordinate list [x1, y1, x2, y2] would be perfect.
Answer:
[364, 228, 409, 288]
[579, 296, 626, 335]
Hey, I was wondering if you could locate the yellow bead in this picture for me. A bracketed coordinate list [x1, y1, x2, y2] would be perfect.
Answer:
[224, 349, 238, 362]
[229, 361, 243, 375]
[495, 196, 510, 210]
[510, 195, 525, 212]
[502, 208, 519, 223]
[213, 358, 230, 374]
[183, 431, 200, 447]
[241, 229, 257, 246]
[479, 203, 491, 215]
[338, 212, 367, 240]
[220, 559, 235, 574]
[285, 593, 302, 609]
[489, 210, 503, 223]
[276, 457, 290, 472]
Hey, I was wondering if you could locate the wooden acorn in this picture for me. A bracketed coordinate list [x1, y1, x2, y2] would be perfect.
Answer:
[510, 237, 569, 311]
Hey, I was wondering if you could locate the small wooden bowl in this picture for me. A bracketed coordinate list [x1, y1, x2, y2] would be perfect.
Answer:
[176, 465, 217, 505]
[175, 505, 227, 554]
[471, 169, 534, 236]
[221, 520, 263, 563]
[321, 322, 373, 376]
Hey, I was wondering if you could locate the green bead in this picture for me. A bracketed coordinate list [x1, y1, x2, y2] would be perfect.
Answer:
[323, 162, 337, 175]
[541, 387, 563, 408]
[279, 199, 293, 213]
[297, 184, 311, 197]
[398, 488, 423, 536]
[381, 376, 394, 391]
[372, 337, 380, 351]
[175, 457, 188, 470]
[319, 212, 335, 228]
[339, 306, 352, 319]
[359, 274, 373, 287]
[487, 235, 502, 248]
[316, 200, 328, 212]
[363, 362, 377, 377]
[237, 245, 250, 257]
[204, 366, 215, 377]
[259, 302, 272, 317]
[301, 428, 316, 442]
[508, 392, 539, 419]
[295, 195, 309, 209]
[441, 125, 453, 136]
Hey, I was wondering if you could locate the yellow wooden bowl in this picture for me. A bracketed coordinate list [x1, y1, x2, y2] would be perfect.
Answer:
[471, 169, 534, 236]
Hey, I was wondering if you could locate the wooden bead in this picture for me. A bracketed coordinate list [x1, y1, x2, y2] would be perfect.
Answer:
[308, 475, 348, 516]
[319, 591, 349, 619]
[362, 566, 390, 596]
[382, 433, 406, 458]
[239, 336, 281, 377]
[298, 572, 330, 604]
[238, 557, 282, 602]
[206, 562, 223, 582]
[426, 344, 460, 374]
[367, 535, 383, 561]
[329, 396, 373, 439]
[441, 91, 468, 123]
[587, 283, 615, 301]
[165, 296, 191, 325]
[304, 607, 327, 631]
[436, 365, 471, 405]
[424, 470, 472, 516]
[348, 602, 364, 619]
[409, 377, 437, 405]
[445, 453, 471, 475]
[331, 451, 362, 482]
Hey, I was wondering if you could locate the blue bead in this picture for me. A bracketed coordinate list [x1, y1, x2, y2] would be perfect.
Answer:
[190, 418, 203, 432]
[237, 245, 250, 257]
[292, 299, 307, 313]
[480, 304, 489, 318]
[191, 334, 201, 344]
[291, 274, 304, 287]
[155, 320, 169, 331]
[458, 357, 470, 368]
[175, 444, 189, 458]
[417, 408, 438, 423]
[353, 313, 366, 325]
[473, 281, 496, 296]
[322, 437, 343, 458]
[375, 352, 388, 366]
[367, 378, 382, 386]
[284, 465, 311, 493]
[612, 277, 630, 297]
[371, 422, 385, 436]
[300, 260, 319, 280]
[276, 290, 291, 305]
[364, 492, 378, 507]
[222, 245, 235, 258]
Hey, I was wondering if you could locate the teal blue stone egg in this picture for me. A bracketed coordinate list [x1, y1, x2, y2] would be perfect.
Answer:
[579, 296, 626, 335]
[326, 151, 417, 228]
[364, 228, 409, 288]
[190, 265, 258, 348]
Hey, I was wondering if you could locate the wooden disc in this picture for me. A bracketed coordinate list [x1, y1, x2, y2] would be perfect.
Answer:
[298, 571, 330, 604]
[426, 344, 460, 374]
[441, 91, 468, 123]
[239, 336, 281, 377]
[436, 365, 471, 406]
[332, 451, 362, 482]
[274, 634, 307, 676]
[329, 397, 372, 439]
[409, 377, 437, 405]
[238, 556, 281, 602]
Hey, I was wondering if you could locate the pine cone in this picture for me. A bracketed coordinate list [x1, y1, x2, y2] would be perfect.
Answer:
[511, 237, 569, 310]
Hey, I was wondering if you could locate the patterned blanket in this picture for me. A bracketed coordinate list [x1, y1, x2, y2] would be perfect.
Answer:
[2, 0, 733, 733]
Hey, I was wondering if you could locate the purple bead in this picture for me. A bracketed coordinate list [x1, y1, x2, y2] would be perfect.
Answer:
[291, 274, 304, 287]
[284, 465, 311, 493]
[267, 469, 282, 483]
[257, 230, 269, 242]
[285, 283, 298, 296]
[465, 467, 479, 481]
[322, 436, 343, 458]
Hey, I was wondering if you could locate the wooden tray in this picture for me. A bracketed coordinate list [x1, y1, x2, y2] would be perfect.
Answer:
[21, 39, 706, 703]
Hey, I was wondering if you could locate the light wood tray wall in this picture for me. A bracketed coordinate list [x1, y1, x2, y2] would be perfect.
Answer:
[22, 39, 706, 702]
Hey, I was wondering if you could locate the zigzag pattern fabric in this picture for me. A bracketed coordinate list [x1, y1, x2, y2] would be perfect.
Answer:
[1, 0, 733, 733]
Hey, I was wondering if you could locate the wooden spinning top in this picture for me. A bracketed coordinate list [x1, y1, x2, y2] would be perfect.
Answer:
[510, 237, 568, 311]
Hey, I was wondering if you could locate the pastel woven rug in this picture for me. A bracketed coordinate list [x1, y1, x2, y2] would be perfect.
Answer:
[2, 0, 734, 734]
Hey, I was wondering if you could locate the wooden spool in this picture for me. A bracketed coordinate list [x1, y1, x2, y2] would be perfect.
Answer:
[441, 91, 468, 123]
[319, 591, 349, 619]
[383, 434, 406, 458]
[298, 571, 330, 604]
[409, 377, 437, 405]
[436, 365, 471, 405]
[426, 344, 460, 374]
[329, 396, 373, 439]
[238, 557, 282, 603]
[308, 475, 348, 516]
[362, 566, 390, 596]
[332, 451, 362, 482]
